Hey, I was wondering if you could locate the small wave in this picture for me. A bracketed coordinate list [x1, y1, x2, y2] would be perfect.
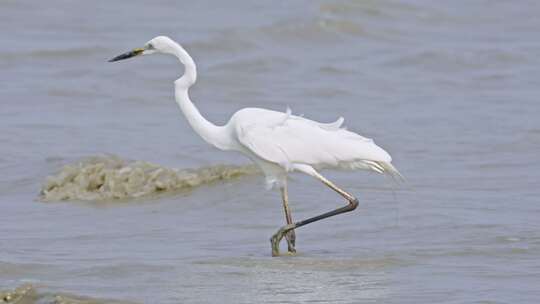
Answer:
[257, 18, 364, 43]
[0, 46, 109, 62]
[0, 284, 135, 304]
[40, 155, 259, 202]
[383, 49, 526, 71]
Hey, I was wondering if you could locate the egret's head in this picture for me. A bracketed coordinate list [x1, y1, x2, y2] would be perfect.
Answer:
[108, 36, 176, 62]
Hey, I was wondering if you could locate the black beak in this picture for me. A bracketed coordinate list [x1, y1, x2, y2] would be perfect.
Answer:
[108, 48, 144, 62]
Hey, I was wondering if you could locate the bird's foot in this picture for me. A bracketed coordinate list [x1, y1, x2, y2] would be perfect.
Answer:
[270, 224, 296, 257]
[285, 229, 296, 254]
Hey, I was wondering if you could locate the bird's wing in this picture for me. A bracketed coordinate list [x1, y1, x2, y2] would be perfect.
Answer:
[234, 108, 393, 171]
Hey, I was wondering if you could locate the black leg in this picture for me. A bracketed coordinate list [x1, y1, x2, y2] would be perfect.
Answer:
[270, 171, 358, 256]
[293, 196, 358, 229]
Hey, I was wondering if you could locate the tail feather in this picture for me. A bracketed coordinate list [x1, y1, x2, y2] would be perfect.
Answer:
[375, 161, 404, 182]
[329, 159, 404, 182]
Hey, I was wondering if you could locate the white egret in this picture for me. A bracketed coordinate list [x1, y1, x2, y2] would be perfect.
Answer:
[109, 36, 401, 256]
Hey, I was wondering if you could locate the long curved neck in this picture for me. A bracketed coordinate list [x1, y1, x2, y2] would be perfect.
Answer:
[171, 42, 229, 150]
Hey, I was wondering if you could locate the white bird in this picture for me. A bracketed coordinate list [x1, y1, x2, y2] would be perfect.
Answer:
[109, 36, 401, 256]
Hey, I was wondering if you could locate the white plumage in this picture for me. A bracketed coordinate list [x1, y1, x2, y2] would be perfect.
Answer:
[231, 107, 400, 187]
[109, 36, 401, 256]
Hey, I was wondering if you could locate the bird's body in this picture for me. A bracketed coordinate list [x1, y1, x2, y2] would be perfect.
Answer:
[224, 107, 398, 188]
[110, 36, 400, 256]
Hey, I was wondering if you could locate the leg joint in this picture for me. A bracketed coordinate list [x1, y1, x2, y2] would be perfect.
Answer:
[348, 196, 359, 211]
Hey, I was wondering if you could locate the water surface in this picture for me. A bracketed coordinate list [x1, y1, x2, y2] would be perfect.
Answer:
[1, 0, 539, 303]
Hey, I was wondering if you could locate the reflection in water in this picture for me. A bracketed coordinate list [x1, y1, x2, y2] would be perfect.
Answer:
[188, 256, 394, 302]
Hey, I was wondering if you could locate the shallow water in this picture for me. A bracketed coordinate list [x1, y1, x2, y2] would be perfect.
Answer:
[1, 0, 540, 303]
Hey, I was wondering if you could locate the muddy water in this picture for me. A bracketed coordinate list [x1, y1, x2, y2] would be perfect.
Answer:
[1, 0, 539, 303]
[40, 156, 258, 202]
